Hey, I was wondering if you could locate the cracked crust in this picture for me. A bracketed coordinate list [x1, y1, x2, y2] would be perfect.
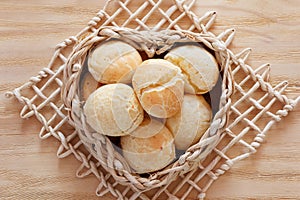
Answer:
[88, 40, 142, 84]
[132, 59, 184, 118]
[121, 118, 175, 173]
[166, 94, 212, 150]
[165, 45, 219, 94]
[83, 83, 144, 136]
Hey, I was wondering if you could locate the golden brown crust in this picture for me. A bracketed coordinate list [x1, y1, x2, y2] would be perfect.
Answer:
[81, 72, 100, 101]
[121, 118, 175, 173]
[165, 45, 219, 94]
[132, 59, 184, 118]
[83, 83, 144, 136]
[88, 40, 142, 84]
[166, 94, 212, 150]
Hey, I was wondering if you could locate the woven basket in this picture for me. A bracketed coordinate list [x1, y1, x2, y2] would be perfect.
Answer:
[61, 25, 233, 191]
[8, 0, 299, 199]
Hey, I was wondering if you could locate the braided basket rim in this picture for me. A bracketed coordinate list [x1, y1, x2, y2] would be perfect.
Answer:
[61, 26, 234, 191]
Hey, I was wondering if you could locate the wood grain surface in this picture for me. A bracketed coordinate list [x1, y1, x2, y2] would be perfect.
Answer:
[0, 0, 299, 199]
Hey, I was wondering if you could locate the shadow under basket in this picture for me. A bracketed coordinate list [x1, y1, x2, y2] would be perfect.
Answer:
[61, 26, 234, 191]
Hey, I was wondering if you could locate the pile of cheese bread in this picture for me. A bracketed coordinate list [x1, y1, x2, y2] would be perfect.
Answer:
[82, 40, 219, 173]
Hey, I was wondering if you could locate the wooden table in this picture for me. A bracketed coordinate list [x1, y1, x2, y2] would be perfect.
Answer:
[1, 0, 299, 199]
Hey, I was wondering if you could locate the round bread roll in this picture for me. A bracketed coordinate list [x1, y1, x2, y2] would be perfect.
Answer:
[88, 40, 142, 84]
[166, 94, 212, 150]
[132, 59, 184, 118]
[83, 83, 144, 137]
[81, 71, 100, 101]
[121, 118, 175, 173]
[165, 44, 219, 94]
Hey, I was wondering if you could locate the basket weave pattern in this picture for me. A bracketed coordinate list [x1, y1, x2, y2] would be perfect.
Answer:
[62, 25, 233, 190]
[8, 0, 299, 199]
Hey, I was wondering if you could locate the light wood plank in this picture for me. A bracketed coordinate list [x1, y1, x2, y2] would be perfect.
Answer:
[0, 1, 299, 199]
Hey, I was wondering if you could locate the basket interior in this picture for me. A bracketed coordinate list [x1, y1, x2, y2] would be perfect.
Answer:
[76, 37, 224, 174]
